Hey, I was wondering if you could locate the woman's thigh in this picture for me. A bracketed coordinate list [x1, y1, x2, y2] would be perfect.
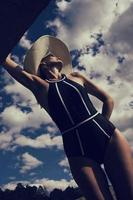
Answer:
[103, 128, 133, 199]
[68, 157, 114, 200]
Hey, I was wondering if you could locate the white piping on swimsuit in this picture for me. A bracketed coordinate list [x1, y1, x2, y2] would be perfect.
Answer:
[75, 129, 85, 155]
[61, 80, 110, 138]
[47, 77, 111, 156]
[92, 119, 110, 138]
[63, 80, 91, 115]
[61, 111, 99, 134]
[55, 82, 75, 125]
[45, 75, 66, 83]
[55, 80, 86, 155]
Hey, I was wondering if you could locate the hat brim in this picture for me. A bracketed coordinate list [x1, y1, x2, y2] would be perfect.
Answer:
[24, 35, 72, 75]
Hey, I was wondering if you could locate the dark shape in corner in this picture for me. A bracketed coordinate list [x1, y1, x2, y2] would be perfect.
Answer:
[0, 0, 52, 64]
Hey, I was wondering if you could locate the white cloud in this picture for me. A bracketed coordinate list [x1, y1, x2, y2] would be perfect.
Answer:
[1, 105, 30, 128]
[0, 104, 53, 132]
[19, 32, 32, 49]
[0, 73, 63, 151]
[18, 152, 43, 174]
[104, 3, 133, 82]
[58, 157, 69, 168]
[0, 76, 56, 144]
[14, 133, 63, 150]
[4, 77, 39, 107]
[58, 157, 72, 177]
[63, 168, 70, 174]
[78, 50, 117, 77]
[0, 132, 13, 149]
[2, 178, 77, 193]
[2, 73, 54, 128]
[34, 178, 77, 193]
[115, 0, 133, 14]
[52, 0, 132, 49]
[0, 119, 62, 151]
[106, 2, 133, 54]
[0, 127, 21, 151]
[56, 0, 71, 12]
[1, 181, 29, 191]
[46, 125, 59, 134]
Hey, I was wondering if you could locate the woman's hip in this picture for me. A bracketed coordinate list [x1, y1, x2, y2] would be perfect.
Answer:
[62, 115, 116, 164]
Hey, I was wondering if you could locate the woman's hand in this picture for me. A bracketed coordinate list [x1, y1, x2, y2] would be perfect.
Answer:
[3, 54, 18, 68]
[2, 53, 38, 92]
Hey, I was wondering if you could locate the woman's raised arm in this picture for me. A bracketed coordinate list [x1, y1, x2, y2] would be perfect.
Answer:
[2, 54, 38, 92]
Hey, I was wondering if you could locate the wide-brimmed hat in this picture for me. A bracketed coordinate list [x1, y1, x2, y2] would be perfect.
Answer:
[24, 35, 72, 75]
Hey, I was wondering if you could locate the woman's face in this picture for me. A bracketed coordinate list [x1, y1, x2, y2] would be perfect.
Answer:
[40, 54, 63, 69]
[38, 54, 63, 79]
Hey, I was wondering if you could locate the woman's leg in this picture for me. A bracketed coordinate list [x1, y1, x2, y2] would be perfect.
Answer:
[68, 157, 114, 200]
[104, 128, 133, 200]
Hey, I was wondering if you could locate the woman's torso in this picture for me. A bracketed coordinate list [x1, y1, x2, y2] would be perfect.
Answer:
[34, 73, 85, 113]
[33, 73, 98, 132]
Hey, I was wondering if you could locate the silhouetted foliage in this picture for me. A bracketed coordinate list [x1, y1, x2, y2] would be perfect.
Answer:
[0, 183, 83, 200]
[64, 186, 83, 200]
[50, 188, 64, 200]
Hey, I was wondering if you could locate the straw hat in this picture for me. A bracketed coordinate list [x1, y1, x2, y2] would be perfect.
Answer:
[24, 35, 72, 75]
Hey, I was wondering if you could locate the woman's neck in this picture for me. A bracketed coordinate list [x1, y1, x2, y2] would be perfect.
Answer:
[46, 71, 62, 80]
[45, 68, 62, 80]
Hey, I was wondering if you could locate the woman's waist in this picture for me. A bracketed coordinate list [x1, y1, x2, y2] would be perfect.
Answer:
[60, 111, 100, 134]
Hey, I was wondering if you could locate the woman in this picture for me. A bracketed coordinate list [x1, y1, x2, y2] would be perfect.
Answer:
[3, 35, 133, 200]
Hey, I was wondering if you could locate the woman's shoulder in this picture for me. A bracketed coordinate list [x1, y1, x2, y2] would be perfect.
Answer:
[66, 71, 85, 87]
[66, 71, 94, 87]
[67, 71, 83, 78]
[67, 71, 87, 81]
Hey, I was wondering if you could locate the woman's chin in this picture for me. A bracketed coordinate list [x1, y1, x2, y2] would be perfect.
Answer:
[54, 61, 63, 72]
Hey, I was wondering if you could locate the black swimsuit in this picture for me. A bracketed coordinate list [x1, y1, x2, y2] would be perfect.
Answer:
[45, 74, 116, 164]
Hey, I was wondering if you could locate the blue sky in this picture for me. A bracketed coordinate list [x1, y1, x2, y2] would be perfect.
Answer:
[0, 0, 133, 193]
